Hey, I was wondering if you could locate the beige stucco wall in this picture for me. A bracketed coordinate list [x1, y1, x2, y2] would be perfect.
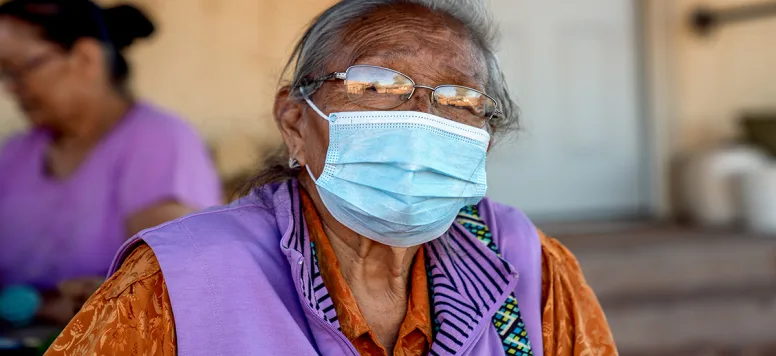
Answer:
[0, 0, 336, 176]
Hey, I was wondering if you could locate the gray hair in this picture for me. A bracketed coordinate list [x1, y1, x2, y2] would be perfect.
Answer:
[242, 0, 518, 195]
[282, 0, 519, 136]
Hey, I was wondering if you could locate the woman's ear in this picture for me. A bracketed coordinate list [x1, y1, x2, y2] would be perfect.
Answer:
[486, 123, 498, 152]
[69, 38, 106, 82]
[274, 86, 308, 166]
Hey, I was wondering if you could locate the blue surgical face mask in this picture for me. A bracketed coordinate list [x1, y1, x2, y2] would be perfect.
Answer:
[302, 93, 490, 247]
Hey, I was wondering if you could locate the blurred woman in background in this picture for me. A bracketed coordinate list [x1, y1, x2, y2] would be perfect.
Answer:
[0, 0, 221, 325]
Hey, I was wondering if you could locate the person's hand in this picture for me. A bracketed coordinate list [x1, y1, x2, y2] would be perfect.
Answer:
[36, 277, 104, 325]
[57, 277, 104, 305]
[36, 292, 77, 326]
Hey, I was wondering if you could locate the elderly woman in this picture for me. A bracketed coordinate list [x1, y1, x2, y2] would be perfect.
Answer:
[46, 0, 616, 355]
[0, 0, 221, 324]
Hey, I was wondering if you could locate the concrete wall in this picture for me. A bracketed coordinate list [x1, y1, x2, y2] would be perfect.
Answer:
[0, 0, 336, 176]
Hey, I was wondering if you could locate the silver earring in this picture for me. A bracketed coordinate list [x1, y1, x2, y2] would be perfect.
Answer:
[288, 157, 301, 169]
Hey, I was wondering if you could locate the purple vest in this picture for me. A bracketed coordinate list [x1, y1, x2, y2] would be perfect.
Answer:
[110, 180, 544, 356]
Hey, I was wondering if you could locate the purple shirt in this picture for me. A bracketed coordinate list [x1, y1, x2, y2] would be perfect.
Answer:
[110, 180, 544, 355]
[0, 102, 222, 290]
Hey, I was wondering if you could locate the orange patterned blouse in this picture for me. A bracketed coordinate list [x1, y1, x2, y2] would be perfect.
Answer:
[45, 230, 616, 356]
[45, 243, 175, 356]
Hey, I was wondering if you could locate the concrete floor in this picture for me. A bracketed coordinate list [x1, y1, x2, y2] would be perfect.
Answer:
[549, 223, 776, 355]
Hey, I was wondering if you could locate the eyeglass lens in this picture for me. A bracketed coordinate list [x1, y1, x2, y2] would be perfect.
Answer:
[343, 65, 497, 127]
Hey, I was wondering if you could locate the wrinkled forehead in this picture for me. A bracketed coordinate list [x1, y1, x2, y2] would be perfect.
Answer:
[327, 4, 488, 88]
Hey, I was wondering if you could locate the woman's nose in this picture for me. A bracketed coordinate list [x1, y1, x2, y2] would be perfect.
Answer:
[403, 86, 435, 114]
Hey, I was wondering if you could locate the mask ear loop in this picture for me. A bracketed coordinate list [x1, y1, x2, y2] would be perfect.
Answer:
[299, 86, 326, 186]
[442, 115, 491, 213]
[305, 165, 318, 184]
[446, 148, 488, 215]
[300, 86, 331, 121]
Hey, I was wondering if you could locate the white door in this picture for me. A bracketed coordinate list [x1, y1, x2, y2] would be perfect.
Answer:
[486, 0, 647, 221]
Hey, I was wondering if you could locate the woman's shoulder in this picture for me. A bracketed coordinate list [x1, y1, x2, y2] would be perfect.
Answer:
[537, 231, 618, 354]
[149, 199, 279, 239]
[479, 198, 586, 274]
[125, 195, 286, 263]
[479, 199, 584, 268]
[538, 232, 579, 267]
[103, 243, 164, 298]
[537, 232, 595, 296]
[120, 101, 204, 143]
[112, 184, 295, 268]
[477, 198, 542, 252]
[0, 130, 45, 156]
[0, 130, 46, 175]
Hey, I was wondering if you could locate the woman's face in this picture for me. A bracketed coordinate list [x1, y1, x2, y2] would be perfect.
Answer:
[0, 17, 91, 130]
[277, 5, 490, 178]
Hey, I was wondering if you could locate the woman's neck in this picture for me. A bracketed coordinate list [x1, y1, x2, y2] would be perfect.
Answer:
[323, 222, 418, 291]
[53, 91, 132, 147]
[302, 176, 418, 288]
[300, 178, 418, 352]
[322, 223, 418, 354]
[43, 93, 132, 179]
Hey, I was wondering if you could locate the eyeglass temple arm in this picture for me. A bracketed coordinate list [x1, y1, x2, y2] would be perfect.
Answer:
[297, 72, 345, 93]
[313, 72, 346, 82]
[329, 72, 346, 81]
[308, 72, 346, 84]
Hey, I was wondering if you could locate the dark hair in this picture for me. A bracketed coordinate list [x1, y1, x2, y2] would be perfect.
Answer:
[0, 0, 155, 89]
